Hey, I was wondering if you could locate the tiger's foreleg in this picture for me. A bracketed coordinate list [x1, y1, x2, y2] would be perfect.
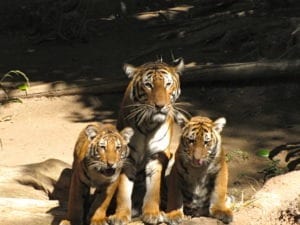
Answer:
[141, 152, 169, 224]
[109, 173, 134, 225]
[60, 168, 89, 225]
[209, 160, 233, 224]
[89, 179, 119, 225]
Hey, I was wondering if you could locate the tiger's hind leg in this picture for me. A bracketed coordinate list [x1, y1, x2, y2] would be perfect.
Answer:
[209, 161, 233, 224]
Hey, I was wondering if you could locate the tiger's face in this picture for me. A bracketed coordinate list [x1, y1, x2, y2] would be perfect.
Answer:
[124, 59, 184, 124]
[180, 116, 226, 167]
[84, 124, 134, 177]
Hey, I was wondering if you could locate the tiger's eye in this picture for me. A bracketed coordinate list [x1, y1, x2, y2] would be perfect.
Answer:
[166, 81, 172, 87]
[187, 138, 195, 145]
[203, 133, 211, 145]
[144, 82, 153, 89]
[204, 140, 209, 145]
[99, 144, 106, 150]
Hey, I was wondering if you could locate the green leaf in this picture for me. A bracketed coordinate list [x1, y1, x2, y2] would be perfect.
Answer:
[257, 149, 270, 158]
[18, 83, 29, 91]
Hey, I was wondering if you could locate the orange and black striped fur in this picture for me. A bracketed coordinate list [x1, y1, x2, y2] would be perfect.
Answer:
[59, 123, 133, 225]
[110, 59, 186, 225]
[166, 116, 233, 224]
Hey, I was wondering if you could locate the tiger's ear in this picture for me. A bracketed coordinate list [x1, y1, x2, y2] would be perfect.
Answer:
[85, 125, 99, 141]
[123, 63, 137, 79]
[173, 57, 184, 74]
[213, 117, 226, 133]
[175, 112, 189, 128]
[120, 127, 134, 144]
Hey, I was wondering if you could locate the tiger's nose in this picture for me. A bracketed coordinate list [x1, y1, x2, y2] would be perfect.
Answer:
[155, 104, 168, 114]
[155, 102, 164, 109]
[107, 162, 115, 168]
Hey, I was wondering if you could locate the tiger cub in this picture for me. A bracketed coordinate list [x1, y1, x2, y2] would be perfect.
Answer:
[59, 123, 134, 225]
[165, 116, 233, 224]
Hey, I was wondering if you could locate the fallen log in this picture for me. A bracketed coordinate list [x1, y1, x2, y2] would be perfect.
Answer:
[183, 60, 300, 83]
[0, 60, 299, 101]
[0, 159, 70, 225]
[0, 198, 63, 225]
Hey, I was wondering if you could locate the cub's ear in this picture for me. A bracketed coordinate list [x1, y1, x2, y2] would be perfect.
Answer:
[123, 63, 137, 79]
[85, 125, 99, 141]
[213, 117, 226, 133]
[173, 57, 184, 74]
[121, 127, 134, 144]
[175, 111, 190, 128]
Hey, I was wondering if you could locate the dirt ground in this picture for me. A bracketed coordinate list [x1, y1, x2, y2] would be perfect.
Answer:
[0, 4, 300, 224]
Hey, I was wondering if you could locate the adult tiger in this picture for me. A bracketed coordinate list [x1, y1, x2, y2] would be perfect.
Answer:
[109, 59, 185, 225]
[59, 123, 133, 225]
[165, 116, 233, 224]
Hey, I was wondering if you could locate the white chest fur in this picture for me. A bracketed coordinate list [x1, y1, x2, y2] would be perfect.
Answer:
[147, 121, 171, 154]
[127, 120, 171, 170]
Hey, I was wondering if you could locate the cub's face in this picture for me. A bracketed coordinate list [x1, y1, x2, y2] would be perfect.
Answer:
[84, 125, 133, 177]
[124, 59, 184, 123]
[180, 117, 226, 167]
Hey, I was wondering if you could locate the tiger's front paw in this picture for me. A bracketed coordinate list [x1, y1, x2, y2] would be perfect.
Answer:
[109, 212, 131, 225]
[210, 208, 233, 224]
[59, 220, 71, 225]
[141, 210, 165, 225]
[90, 216, 109, 225]
[165, 210, 184, 225]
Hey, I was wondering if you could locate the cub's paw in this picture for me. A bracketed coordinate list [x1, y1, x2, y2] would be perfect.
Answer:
[165, 210, 184, 225]
[141, 211, 165, 225]
[90, 217, 109, 225]
[108, 213, 131, 225]
[59, 220, 71, 225]
[210, 208, 233, 224]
